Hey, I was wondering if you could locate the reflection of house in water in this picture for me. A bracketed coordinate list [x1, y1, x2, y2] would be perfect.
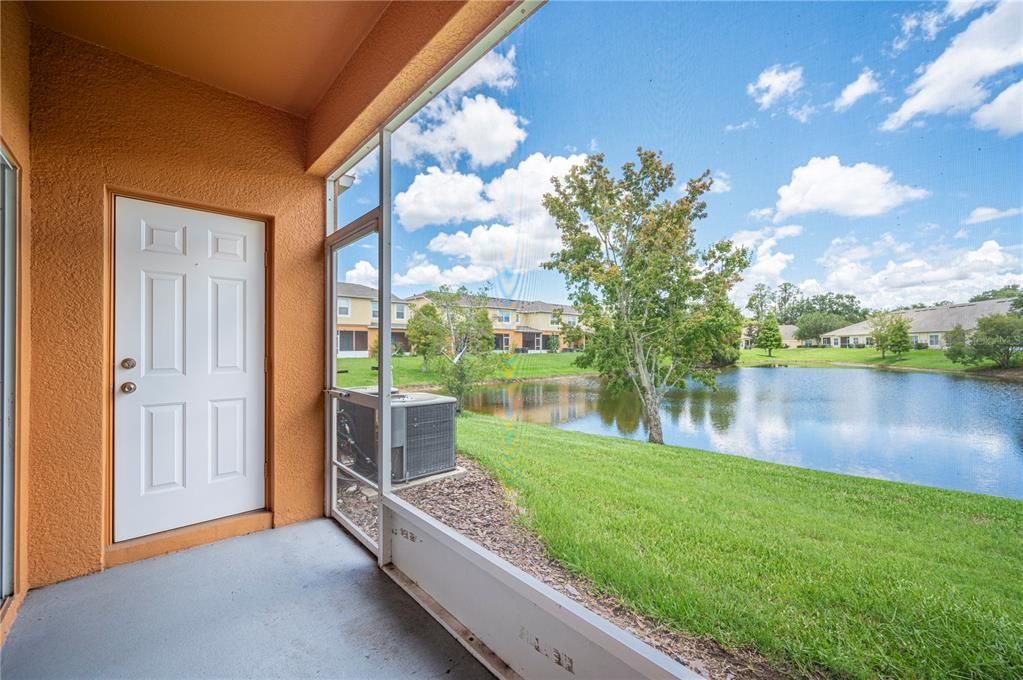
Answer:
[467, 376, 739, 438]
[468, 378, 598, 426]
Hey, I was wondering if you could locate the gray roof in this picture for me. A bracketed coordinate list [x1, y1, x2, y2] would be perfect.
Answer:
[335, 282, 404, 302]
[823, 298, 1014, 336]
[407, 292, 579, 316]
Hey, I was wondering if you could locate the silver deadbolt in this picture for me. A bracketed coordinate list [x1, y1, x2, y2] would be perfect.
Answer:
[120, 357, 136, 369]
[120, 381, 137, 394]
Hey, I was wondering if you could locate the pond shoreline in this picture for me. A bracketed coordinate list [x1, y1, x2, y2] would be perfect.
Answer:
[737, 357, 1023, 382]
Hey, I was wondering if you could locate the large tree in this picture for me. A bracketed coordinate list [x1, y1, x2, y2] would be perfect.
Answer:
[543, 149, 749, 444]
[773, 282, 804, 325]
[969, 284, 1020, 302]
[788, 292, 868, 323]
[794, 311, 846, 343]
[406, 302, 446, 371]
[869, 312, 899, 358]
[946, 314, 1023, 369]
[408, 287, 497, 408]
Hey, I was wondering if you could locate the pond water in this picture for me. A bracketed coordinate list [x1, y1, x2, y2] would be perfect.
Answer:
[464, 367, 1023, 500]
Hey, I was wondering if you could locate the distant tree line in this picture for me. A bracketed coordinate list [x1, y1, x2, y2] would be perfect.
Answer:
[745, 283, 870, 346]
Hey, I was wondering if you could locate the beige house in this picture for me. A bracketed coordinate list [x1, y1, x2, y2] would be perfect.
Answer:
[741, 323, 799, 349]
[405, 293, 582, 353]
[820, 298, 1014, 349]
[335, 283, 410, 357]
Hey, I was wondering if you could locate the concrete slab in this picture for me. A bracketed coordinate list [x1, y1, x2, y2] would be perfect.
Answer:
[1, 519, 493, 679]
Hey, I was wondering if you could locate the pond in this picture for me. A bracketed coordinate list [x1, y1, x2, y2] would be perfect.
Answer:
[464, 367, 1023, 500]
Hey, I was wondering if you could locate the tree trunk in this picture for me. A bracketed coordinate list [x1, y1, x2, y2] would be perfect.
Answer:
[644, 397, 664, 444]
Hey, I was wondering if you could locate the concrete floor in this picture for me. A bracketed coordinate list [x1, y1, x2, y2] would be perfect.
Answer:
[2, 519, 492, 679]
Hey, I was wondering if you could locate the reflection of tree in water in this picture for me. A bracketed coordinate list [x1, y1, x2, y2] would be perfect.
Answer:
[596, 382, 738, 436]
[596, 388, 642, 435]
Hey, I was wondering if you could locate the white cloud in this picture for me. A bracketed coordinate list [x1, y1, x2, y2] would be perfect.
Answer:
[344, 260, 379, 287]
[730, 225, 803, 302]
[962, 205, 1023, 224]
[423, 153, 587, 276]
[748, 207, 775, 221]
[891, 0, 993, 53]
[393, 94, 527, 169]
[954, 228, 969, 239]
[882, 1, 1022, 132]
[445, 47, 517, 98]
[787, 103, 817, 123]
[971, 80, 1023, 136]
[747, 65, 805, 110]
[801, 237, 1021, 308]
[708, 171, 732, 194]
[724, 119, 758, 132]
[394, 167, 497, 230]
[774, 156, 929, 221]
[393, 253, 495, 288]
[833, 69, 881, 111]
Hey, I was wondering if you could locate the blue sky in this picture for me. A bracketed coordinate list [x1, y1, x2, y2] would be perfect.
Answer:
[337, 0, 1022, 309]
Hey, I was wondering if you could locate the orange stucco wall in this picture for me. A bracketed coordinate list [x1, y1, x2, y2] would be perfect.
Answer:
[0, 0, 33, 642]
[26, 26, 325, 587]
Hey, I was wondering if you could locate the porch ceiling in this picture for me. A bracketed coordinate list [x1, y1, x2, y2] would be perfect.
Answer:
[25, 1, 390, 117]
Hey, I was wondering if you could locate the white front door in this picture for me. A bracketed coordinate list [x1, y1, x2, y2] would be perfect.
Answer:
[114, 197, 265, 542]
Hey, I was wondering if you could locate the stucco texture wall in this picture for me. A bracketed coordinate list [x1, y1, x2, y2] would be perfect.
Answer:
[0, 0, 33, 640]
[28, 26, 324, 587]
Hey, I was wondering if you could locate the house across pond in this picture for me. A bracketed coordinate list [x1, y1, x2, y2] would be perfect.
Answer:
[820, 298, 1014, 349]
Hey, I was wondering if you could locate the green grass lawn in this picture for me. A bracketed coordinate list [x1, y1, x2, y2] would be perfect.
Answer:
[738, 346, 998, 372]
[335, 352, 594, 388]
[456, 413, 1023, 678]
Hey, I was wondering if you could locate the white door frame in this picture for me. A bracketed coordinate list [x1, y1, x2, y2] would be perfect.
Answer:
[108, 190, 272, 544]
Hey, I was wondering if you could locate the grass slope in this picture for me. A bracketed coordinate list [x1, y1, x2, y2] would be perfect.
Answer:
[335, 352, 594, 388]
[737, 347, 997, 372]
[456, 413, 1023, 678]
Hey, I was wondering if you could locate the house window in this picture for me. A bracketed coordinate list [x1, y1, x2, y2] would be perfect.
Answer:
[395, 303, 406, 320]
[337, 330, 368, 352]
[494, 333, 510, 351]
[563, 315, 577, 327]
[497, 309, 511, 323]
[852, 336, 860, 346]
[929, 334, 939, 346]
[337, 297, 351, 317]
[371, 300, 378, 319]
[910, 335, 918, 346]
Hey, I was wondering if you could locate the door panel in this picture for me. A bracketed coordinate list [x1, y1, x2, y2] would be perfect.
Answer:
[114, 197, 265, 542]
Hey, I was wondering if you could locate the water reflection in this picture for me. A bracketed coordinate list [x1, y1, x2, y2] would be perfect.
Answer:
[464, 368, 1023, 500]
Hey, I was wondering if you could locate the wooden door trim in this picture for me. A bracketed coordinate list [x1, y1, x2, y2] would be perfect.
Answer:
[102, 186, 274, 555]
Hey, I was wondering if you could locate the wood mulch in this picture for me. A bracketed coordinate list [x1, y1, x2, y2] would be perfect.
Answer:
[394, 455, 803, 680]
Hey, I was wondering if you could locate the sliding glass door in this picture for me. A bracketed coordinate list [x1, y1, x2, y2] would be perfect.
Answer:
[1, 150, 17, 601]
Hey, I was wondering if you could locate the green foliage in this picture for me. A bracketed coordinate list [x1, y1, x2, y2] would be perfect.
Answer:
[745, 283, 774, 321]
[755, 314, 784, 356]
[405, 302, 446, 371]
[889, 317, 913, 356]
[773, 282, 803, 325]
[869, 311, 910, 358]
[946, 314, 1023, 369]
[970, 284, 1021, 302]
[407, 287, 497, 408]
[945, 324, 969, 364]
[458, 413, 1023, 679]
[545, 334, 560, 353]
[542, 148, 749, 443]
[794, 311, 847, 342]
[789, 291, 868, 323]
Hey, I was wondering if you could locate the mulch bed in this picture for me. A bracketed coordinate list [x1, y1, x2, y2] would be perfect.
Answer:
[394, 455, 802, 680]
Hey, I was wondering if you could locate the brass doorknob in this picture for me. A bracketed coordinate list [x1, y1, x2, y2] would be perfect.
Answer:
[120, 382, 137, 394]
